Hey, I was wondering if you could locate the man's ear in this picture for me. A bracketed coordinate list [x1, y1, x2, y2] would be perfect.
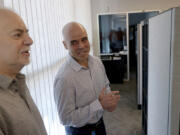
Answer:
[63, 41, 68, 49]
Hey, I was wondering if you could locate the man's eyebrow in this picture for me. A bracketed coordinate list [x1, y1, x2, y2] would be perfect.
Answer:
[71, 40, 78, 43]
[13, 28, 29, 33]
[82, 36, 88, 39]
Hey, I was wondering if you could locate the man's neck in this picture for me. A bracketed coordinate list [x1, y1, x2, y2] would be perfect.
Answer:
[0, 71, 17, 78]
[76, 59, 88, 68]
[79, 61, 88, 68]
[71, 56, 89, 68]
[0, 65, 22, 78]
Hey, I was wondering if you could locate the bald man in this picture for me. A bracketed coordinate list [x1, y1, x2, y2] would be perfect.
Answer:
[54, 22, 120, 135]
[0, 8, 47, 135]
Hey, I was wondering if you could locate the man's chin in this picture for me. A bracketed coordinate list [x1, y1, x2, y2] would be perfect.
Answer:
[24, 61, 30, 65]
[20, 60, 30, 66]
[78, 53, 88, 58]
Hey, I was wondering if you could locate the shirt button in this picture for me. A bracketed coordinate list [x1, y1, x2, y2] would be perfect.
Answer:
[12, 80, 16, 84]
[14, 89, 18, 92]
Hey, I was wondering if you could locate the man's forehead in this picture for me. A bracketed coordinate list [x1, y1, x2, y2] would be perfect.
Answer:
[0, 8, 17, 19]
[0, 9, 26, 33]
[66, 30, 87, 41]
[63, 22, 87, 40]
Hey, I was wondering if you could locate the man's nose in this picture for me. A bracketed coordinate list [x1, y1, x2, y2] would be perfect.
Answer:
[78, 41, 85, 48]
[24, 35, 33, 46]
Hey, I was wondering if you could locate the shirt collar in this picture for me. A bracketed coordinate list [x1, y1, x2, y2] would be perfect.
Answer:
[0, 73, 25, 90]
[68, 54, 93, 72]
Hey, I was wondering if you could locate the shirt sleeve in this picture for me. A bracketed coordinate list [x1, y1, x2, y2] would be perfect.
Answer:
[54, 76, 103, 127]
[0, 129, 4, 135]
[98, 58, 111, 93]
[0, 113, 7, 135]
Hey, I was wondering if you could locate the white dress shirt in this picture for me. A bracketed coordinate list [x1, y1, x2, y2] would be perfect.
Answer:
[54, 55, 111, 127]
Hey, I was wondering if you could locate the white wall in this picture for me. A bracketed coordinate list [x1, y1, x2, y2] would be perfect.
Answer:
[74, 0, 93, 53]
[91, 0, 180, 56]
[0, 0, 3, 7]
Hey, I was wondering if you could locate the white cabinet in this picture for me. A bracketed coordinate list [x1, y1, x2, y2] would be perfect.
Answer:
[148, 7, 180, 135]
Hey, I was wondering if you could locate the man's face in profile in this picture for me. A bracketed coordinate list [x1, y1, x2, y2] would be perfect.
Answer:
[0, 11, 33, 68]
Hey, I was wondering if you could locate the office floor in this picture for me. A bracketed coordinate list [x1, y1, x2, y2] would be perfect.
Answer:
[103, 72, 142, 135]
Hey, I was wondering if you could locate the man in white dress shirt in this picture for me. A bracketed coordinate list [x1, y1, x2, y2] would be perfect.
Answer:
[54, 22, 120, 135]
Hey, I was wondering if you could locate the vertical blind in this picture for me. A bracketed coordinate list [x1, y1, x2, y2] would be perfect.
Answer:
[4, 0, 75, 134]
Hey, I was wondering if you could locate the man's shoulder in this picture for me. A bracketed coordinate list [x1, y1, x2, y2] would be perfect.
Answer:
[55, 60, 73, 80]
[89, 55, 102, 65]
[89, 55, 101, 62]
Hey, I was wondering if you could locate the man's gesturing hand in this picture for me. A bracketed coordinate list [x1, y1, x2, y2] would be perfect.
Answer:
[99, 87, 120, 112]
